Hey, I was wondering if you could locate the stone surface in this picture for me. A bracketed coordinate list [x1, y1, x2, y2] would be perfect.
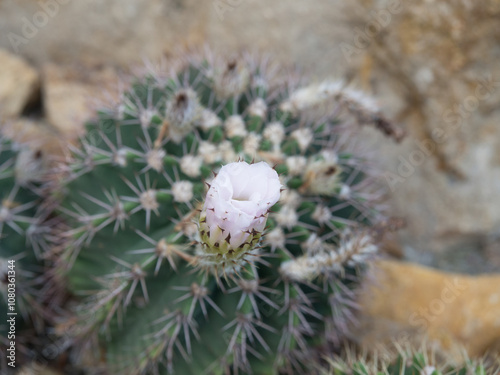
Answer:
[0, 0, 356, 76]
[0, 0, 208, 67]
[206, 0, 355, 78]
[42, 63, 120, 136]
[339, 0, 500, 271]
[356, 260, 500, 359]
[0, 48, 39, 119]
[1, 118, 67, 157]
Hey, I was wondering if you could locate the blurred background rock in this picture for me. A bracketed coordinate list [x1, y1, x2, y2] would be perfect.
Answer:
[1, 0, 499, 365]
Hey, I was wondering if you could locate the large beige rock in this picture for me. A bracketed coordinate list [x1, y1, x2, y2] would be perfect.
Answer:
[0, 0, 208, 67]
[0, 0, 352, 76]
[42, 63, 120, 136]
[345, 0, 500, 268]
[356, 260, 500, 358]
[0, 49, 39, 118]
[206, 0, 353, 78]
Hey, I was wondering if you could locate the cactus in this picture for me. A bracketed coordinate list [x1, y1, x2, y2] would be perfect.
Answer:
[324, 345, 500, 375]
[52, 52, 400, 374]
[0, 134, 54, 369]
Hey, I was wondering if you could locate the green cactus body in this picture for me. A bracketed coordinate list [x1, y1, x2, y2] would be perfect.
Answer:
[54, 53, 394, 374]
[0, 136, 52, 368]
[325, 349, 499, 375]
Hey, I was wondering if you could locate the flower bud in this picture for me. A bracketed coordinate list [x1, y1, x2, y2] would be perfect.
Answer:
[199, 161, 281, 263]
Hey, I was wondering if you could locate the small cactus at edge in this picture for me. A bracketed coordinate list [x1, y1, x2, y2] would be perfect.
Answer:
[0, 135, 52, 368]
[324, 345, 500, 375]
[52, 51, 400, 374]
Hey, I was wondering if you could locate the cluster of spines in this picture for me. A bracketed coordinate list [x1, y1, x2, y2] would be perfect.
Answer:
[324, 343, 500, 375]
[50, 51, 401, 375]
[0, 134, 59, 369]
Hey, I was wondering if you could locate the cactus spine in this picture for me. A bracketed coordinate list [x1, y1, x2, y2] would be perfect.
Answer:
[0, 134, 54, 369]
[52, 51, 399, 374]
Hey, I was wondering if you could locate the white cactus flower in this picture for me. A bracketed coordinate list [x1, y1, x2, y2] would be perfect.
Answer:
[199, 161, 281, 263]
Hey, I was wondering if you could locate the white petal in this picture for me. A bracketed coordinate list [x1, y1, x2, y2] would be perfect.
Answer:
[199, 161, 281, 260]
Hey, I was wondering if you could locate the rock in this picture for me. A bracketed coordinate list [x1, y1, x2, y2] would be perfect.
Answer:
[0, 0, 350, 77]
[1, 118, 67, 158]
[355, 260, 500, 359]
[206, 0, 354, 78]
[0, 0, 208, 68]
[42, 63, 120, 136]
[346, 0, 500, 270]
[0, 48, 39, 119]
